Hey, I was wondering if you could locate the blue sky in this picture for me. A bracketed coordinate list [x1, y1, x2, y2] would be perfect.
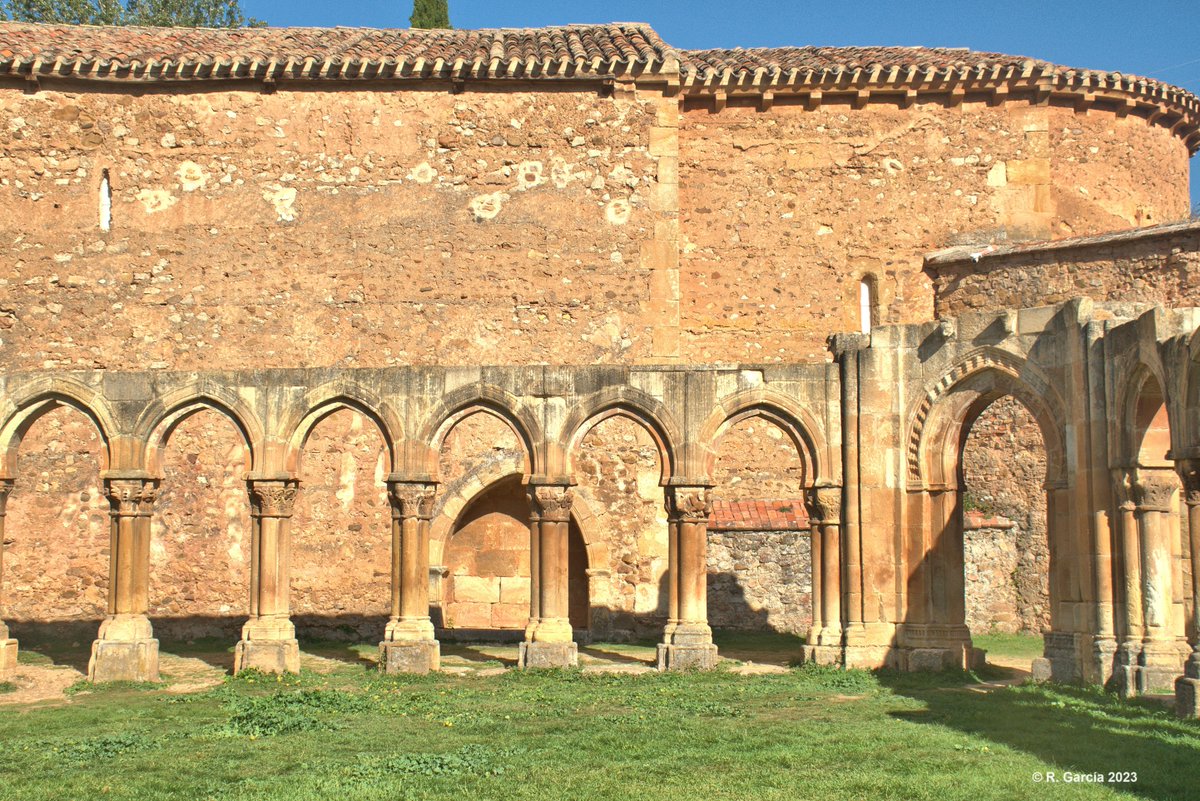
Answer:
[244, 0, 1199, 211]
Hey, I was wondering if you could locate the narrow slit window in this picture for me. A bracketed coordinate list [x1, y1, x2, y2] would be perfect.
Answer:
[859, 276, 876, 334]
[99, 169, 111, 231]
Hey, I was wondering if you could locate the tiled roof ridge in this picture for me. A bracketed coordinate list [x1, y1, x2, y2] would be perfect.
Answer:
[925, 219, 1200, 267]
[0, 20, 1196, 152]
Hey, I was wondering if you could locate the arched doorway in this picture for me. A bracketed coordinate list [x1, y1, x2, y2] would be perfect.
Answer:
[907, 359, 1068, 675]
[441, 475, 588, 639]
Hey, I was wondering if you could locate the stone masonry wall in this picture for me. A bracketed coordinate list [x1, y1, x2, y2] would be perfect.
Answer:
[0, 86, 674, 371]
[708, 529, 811, 637]
[679, 99, 1188, 362]
[931, 225, 1200, 317]
[961, 396, 1050, 634]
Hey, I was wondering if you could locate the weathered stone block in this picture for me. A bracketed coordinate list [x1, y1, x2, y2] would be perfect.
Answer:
[656, 642, 719, 671]
[379, 640, 440, 674]
[519, 640, 578, 668]
[908, 648, 955, 672]
[1176, 676, 1200, 719]
[452, 575, 501, 603]
[88, 638, 159, 683]
[234, 638, 300, 675]
[498, 577, 531, 604]
[0, 638, 18, 681]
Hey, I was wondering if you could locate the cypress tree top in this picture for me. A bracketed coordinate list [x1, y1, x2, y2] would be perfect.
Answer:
[410, 0, 449, 29]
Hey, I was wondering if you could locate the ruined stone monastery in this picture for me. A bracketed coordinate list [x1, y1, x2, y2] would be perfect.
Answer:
[0, 21, 1198, 714]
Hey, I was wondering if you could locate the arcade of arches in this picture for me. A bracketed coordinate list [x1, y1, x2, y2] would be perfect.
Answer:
[1, 296, 1199, 717]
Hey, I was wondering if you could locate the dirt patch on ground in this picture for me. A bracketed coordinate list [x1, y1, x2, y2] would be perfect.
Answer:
[0, 662, 83, 706]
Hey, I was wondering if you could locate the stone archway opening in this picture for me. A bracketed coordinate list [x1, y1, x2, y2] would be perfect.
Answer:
[4, 405, 109, 672]
[292, 408, 391, 647]
[960, 395, 1050, 672]
[441, 474, 588, 640]
[709, 415, 810, 648]
[149, 408, 251, 666]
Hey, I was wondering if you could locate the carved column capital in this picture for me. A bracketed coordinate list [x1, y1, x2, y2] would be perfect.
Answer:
[388, 481, 437, 521]
[104, 477, 159, 518]
[1131, 470, 1178, 513]
[1176, 459, 1200, 507]
[664, 485, 713, 523]
[527, 483, 574, 523]
[247, 478, 299, 519]
[805, 485, 842, 526]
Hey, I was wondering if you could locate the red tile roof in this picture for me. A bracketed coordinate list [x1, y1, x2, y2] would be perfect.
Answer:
[0, 21, 1195, 151]
[709, 500, 808, 532]
[0, 21, 679, 81]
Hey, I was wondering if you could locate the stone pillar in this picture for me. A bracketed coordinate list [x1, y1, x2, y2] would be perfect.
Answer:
[88, 476, 160, 683]
[657, 484, 719, 671]
[803, 485, 843, 664]
[0, 479, 17, 680]
[808, 511, 824, 648]
[1112, 472, 1144, 695]
[380, 478, 440, 674]
[519, 482, 578, 668]
[585, 567, 613, 640]
[1175, 459, 1200, 717]
[1132, 469, 1182, 693]
[234, 478, 300, 674]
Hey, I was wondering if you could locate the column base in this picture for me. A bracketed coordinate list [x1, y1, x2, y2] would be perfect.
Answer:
[1137, 643, 1184, 695]
[518, 640, 578, 668]
[385, 617, 435, 642]
[656, 642, 720, 671]
[379, 640, 440, 674]
[1089, 637, 1119, 687]
[1176, 677, 1200, 718]
[88, 638, 159, 683]
[1110, 642, 1142, 697]
[1032, 630, 1087, 684]
[843, 644, 895, 670]
[0, 638, 18, 681]
[801, 644, 844, 666]
[88, 614, 159, 683]
[234, 638, 300, 675]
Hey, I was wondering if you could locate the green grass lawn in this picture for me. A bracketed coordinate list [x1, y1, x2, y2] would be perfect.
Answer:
[973, 632, 1046, 662]
[2, 648, 1197, 801]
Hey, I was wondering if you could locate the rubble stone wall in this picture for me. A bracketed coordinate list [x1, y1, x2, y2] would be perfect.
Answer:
[679, 99, 1188, 361]
[961, 396, 1050, 634]
[931, 225, 1200, 317]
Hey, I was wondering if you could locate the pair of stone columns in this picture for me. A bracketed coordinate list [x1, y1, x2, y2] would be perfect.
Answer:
[1114, 465, 1199, 703]
[234, 476, 442, 676]
[0, 474, 165, 683]
[516, 481, 719, 670]
[1173, 460, 1200, 717]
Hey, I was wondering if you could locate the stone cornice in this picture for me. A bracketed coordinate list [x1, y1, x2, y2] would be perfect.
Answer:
[1, 21, 1195, 152]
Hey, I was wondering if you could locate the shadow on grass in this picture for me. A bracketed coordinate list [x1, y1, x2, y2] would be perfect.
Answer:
[300, 639, 379, 669]
[440, 643, 518, 667]
[579, 642, 657, 666]
[156, 636, 237, 673]
[878, 671, 1200, 801]
[713, 629, 806, 666]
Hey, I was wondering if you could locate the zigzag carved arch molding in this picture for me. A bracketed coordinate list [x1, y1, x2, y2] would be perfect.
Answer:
[906, 347, 1068, 487]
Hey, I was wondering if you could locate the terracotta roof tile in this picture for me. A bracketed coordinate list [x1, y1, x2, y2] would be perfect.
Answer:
[0, 21, 678, 81]
[0, 21, 1195, 150]
[709, 499, 808, 531]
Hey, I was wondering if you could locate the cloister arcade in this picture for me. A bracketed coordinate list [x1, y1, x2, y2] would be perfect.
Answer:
[0, 300, 1197, 715]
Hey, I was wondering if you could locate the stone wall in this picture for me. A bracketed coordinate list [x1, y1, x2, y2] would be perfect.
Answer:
[679, 100, 1188, 362]
[929, 222, 1200, 317]
[0, 85, 1189, 374]
[708, 528, 811, 636]
[961, 396, 1050, 634]
[0, 86, 676, 371]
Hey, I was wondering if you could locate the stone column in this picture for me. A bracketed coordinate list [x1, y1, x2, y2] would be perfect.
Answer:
[234, 478, 300, 674]
[88, 476, 160, 683]
[1112, 472, 1144, 696]
[519, 482, 578, 668]
[1132, 469, 1182, 693]
[805, 485, 843, 664]
[657, 484, 719, 670]
[379, 478, 440, 673]
[1175, 459, 1200, 717]
[0, 479, 17, 680]
[808, 511, 824, 650]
